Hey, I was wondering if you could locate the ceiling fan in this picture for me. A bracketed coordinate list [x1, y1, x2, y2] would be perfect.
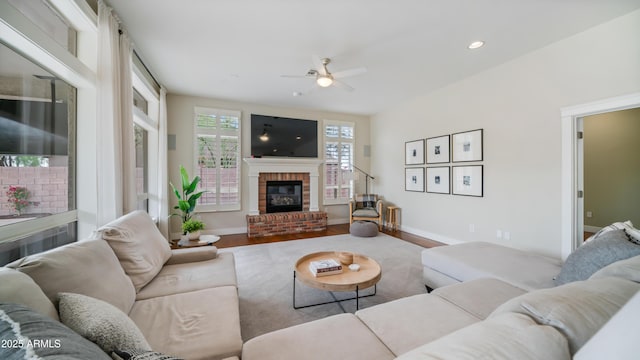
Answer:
[281, 55, 367, 92]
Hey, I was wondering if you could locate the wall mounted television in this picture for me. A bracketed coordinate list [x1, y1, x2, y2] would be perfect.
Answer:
[251, 114, 318, 158]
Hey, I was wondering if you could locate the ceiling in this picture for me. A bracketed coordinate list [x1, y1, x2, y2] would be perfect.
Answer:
[106, 0, 640, 116]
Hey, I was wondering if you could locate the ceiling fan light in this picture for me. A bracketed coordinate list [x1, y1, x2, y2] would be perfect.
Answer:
[468, 40, 485, 49]
[316, 76, 333, 87]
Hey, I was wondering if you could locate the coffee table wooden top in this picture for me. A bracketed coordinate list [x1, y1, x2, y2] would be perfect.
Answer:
[295, 251, 382, 292]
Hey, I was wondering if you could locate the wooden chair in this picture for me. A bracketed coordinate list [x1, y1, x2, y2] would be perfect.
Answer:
[349, 194, 383, 230]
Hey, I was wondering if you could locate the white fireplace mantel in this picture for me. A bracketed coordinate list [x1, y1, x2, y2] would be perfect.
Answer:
[243, 157, 324, 215]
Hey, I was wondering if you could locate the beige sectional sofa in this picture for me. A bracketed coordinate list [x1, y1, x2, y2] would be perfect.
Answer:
[242, 256, 640, 359]
[0, 210, 242, 360]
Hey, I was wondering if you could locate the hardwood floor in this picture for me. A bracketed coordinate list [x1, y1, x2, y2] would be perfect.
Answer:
[213, 223, 445, 249]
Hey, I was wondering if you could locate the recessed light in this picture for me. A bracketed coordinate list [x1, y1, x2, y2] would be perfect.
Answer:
[468, 41, 485, 49]
[293, 91, 303, 97]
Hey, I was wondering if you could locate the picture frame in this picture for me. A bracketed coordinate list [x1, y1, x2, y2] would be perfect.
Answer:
[452, 129, 483, 162]
[426, 135, 450, 164]
[452, 165, 483, 197]
[405, 139, 425, 165]
[405, 167, 425, 192]
[426, 167, 450, 194]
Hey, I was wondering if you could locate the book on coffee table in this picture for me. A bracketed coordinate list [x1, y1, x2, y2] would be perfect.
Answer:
[309, 259, 343, 277]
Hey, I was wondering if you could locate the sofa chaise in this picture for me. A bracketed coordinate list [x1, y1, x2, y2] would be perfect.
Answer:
[0, 210, 242, 360]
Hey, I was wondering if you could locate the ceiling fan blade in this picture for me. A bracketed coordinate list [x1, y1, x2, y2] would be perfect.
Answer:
[312, 54, 327, 76]
[280, 74, 309, 78]
[332, 67, 367, 79]
[333, 79, 355, 92]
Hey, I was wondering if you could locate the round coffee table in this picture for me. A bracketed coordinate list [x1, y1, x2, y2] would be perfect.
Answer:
[293, 251, 381, 311]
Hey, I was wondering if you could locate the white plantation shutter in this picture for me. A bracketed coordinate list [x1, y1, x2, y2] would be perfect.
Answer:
[194, 107, 241, 211]
[324, 121, 354, 204]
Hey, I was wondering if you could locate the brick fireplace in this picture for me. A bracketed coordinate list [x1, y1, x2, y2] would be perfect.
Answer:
[244, 158, 326, 237]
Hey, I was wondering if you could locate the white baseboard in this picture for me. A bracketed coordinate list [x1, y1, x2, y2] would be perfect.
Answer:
[399, 225, 464, 245]
[328, 218, 349, 225]
[584, 225, 602, 233]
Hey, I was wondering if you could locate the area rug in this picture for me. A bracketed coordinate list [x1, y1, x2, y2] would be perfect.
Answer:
[219, 233, 427, 341]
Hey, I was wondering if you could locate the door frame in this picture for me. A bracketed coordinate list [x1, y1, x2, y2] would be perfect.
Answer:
[560, 92, 640, 259]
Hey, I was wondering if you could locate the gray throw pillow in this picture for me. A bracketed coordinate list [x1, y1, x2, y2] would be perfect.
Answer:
[58, 292, 151, 354]
[0, 303, 111, 359]
[113, 349, 183, 360]
[554, 229, 640, 285]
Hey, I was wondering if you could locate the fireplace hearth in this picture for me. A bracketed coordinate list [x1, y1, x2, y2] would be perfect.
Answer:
[266, 180, 302, 213]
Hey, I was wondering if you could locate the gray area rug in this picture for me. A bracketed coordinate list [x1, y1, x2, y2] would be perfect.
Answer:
[220, 233, 427, 341]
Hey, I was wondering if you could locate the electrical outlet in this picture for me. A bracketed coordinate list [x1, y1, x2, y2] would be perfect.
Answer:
[469, 224, 475, 233]
[504, 231, 511, 240]
[586, 211, 593, 218]
[496, 230, 502, 239]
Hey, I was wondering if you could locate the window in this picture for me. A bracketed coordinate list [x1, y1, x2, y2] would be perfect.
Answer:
[0, 43, 77, 265]
[194, 107, 241, 211]
[134, 123, 148, 211]
[8, 0, 77, 55]
[132, 65, 160, 217]
[324, 121, 354, 204]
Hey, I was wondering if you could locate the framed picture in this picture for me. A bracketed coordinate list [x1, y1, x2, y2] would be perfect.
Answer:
[405, 167, 425, 192]
[426, 167, 450, 194]
[452, 165, 483, 197]
[405, 139, 425, 165]
[452, 129, 483, 162]
[426, 135, 450, 164]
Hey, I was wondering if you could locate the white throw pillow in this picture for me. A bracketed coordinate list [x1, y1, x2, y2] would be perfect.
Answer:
[98, 210, 172, 292]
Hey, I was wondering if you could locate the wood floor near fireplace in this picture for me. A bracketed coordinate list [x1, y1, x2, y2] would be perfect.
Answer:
[246, 211, 327, 237]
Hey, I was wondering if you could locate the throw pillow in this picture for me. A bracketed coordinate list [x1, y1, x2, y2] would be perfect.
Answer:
[97, 210, 172, 292]
[0, 303, 111, 360]
[589, 255, 640, 283]
[490, 277, 640, 355]
[113, 349, 183, 360]
[58, 293, 151, 354]
[554, 229, 640, 285]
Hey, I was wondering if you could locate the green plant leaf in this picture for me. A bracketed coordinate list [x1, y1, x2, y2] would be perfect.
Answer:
[185, 176, 200, 195]
[180, 166, 189, 192]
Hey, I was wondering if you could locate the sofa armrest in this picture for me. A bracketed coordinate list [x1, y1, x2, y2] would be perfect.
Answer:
[166, 246, 218, 265]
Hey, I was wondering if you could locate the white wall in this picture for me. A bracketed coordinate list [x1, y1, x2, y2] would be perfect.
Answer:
[371, 10, 640, 257]
[167, 95, 370, 237]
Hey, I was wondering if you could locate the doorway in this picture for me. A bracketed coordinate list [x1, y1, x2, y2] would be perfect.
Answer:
[560, 92, 640, 259]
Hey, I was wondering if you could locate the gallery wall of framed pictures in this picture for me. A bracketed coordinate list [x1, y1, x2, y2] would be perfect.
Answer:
[404, 129, 483, 197]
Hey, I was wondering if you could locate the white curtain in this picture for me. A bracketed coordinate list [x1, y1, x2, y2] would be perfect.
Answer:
[158, 86, 169, 238]
[96, 0, 136, 226]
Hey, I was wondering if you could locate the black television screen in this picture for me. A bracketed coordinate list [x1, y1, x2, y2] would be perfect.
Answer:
[251, 114, 318, 158]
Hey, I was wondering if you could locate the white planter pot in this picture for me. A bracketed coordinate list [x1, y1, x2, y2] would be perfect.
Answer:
[187, 230, 201, 240]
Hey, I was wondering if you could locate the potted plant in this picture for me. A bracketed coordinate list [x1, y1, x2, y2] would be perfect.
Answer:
[182, 218, 205, 240]
[170, 166, 206, 234]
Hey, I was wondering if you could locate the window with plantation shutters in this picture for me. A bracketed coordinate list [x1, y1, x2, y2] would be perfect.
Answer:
[324, 121, 355, 204]
[193, 107, 241, 211]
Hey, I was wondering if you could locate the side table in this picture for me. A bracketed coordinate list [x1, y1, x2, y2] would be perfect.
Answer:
[386, 206, 399, 231]
[170, 235, 220, 250]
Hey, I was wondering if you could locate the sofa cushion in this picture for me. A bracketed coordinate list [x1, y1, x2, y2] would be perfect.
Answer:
[574, 291, 640, 360]
[421, 241, 562, 290]
[242, 313, 395, 360]
[355, 293, 479, 356]
[129, 286, 242, 360]
[432, 278, 527, 319]
[0, 267, 59, 320]
[136, 252, 237, 300]
[165, 246, 218, 265]
[7, 239, 136, 314]
[491, 277, 640, 355]
[395, 313, 570, 360]
[554, 229, 640, 285]
[589, 254, 640, 283]
[98, 210, 172, 292]
[0, 303, 111, 360]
